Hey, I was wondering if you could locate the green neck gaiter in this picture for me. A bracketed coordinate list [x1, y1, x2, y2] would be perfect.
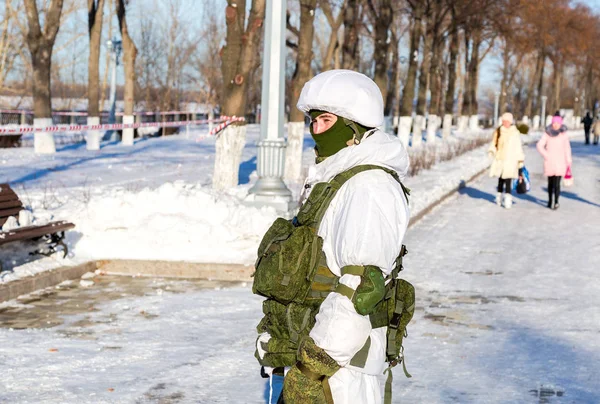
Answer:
[309, 110, 370, 160]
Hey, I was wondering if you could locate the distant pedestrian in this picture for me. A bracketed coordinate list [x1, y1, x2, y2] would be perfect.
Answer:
[488, 112, 525, 209]
[536, 116, 573, 210]
[581, 112, 593, 145]
[592, 114, 600, 146]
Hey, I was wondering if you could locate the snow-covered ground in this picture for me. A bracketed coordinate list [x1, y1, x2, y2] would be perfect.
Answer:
[1, 124, 505, 282]
[0, 134, 597, 403]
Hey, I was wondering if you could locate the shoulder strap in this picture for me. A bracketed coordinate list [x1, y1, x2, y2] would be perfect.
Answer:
[331, 164, 410, 203]
[308, 165, 410, 231]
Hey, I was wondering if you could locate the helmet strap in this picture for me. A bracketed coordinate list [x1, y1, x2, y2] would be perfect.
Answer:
[343, 118, 363, 144]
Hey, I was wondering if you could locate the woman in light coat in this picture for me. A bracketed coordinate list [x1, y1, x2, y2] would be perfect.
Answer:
[536, 115, 572, 209]
[488, 112, 525, 209]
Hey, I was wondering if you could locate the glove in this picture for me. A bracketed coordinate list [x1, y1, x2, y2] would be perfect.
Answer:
[283, 337, 340, 404]
[518, 161, 524, 169]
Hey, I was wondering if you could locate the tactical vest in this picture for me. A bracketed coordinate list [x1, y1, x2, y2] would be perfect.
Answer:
[252, 165, 415, 402]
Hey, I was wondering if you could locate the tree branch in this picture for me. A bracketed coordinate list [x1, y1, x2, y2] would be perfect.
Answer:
[286, 11, 300, 37]
[44, 0, 65, 43]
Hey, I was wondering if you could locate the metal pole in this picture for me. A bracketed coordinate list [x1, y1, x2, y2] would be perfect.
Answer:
[494, 92, 500, 127]
[246, 0, 293, 213]
[541, 95, 547, 127]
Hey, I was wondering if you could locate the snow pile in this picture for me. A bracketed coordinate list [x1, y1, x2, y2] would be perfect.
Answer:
[35, 182, 277, 262]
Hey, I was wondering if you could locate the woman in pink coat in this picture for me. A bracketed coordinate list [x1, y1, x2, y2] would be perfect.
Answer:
[536, 116, 572, 209]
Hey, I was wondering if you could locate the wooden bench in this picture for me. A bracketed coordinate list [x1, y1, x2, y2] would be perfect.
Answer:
[0, 183, 75, 271]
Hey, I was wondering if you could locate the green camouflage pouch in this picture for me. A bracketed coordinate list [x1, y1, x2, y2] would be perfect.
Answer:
[283, 337, 340, 404]
[386, 278, 415, 369]
[253, 218, 323, 305]
[255, 299, 318, 368]
[295, 182, 338, 228]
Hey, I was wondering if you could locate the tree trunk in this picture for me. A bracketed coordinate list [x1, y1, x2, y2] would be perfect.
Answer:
[461, 29, 471, 117]
[551, 61, 562, 113]
[444, 22, 458, 116]
[399, 7, 424, 116]
[23, 0, 64, 154]
[322, 31, 339, 71]
[30, 46, 53, 119]
[429, 35, 444, 116]
[466, 31, 481, 117]
[221, 0, 265, 117]
[415, 21, 432, 116]
[341, 0, 360, 70]
[116, 0, 136, 116]
[536, 56, 546, 117]
[88, 0, 105, 117]
[499, 44, 510, 115]
[287, 0, 317, 182]
[372, 0, 393, 102]
[116, 0, 137, 146]
[215, 0, 266, 189]
[24, 0, 63, 118]
[290, 0, 316, 123]
[87, 0, 105, 151]
[319, 0, 344, 71]
[586, 63, 594, 113]
[525, 52, 543, 118]
[384, 31, 399, 116]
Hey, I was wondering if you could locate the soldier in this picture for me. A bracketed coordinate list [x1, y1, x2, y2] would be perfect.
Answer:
[253, 70, 414, 404]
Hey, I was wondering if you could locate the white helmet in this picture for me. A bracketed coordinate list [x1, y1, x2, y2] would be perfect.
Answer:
[296, 69, 384, 128]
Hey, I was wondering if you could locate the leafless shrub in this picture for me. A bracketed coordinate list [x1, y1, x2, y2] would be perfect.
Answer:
[408, 132, 491, 177]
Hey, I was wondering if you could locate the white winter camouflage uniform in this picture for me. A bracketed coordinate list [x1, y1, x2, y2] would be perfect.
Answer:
[299, 70, 410, 404]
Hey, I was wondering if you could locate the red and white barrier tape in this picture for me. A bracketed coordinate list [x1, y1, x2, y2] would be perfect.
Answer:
[0, 116, 245, 135]
[0, 109, 210, 117]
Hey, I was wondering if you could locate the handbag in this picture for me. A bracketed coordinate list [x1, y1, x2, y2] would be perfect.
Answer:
[564, 165, 573, 187]
[514, 166, 531, 194]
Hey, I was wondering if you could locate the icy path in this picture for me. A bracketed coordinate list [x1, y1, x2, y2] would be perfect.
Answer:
[399, 135, 600, 402]
[1, 136, 598, 403]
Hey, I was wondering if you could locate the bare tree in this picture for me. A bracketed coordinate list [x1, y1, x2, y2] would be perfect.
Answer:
[116, 0, 137, 145]
[286, 0, 317, 182]
[0, 1, 22, 93]
[88, 0, 105, 116]
[99, 0, 114, 111]
[366, 0, 393, 102]
[397, 0, 426, 145]
[86, 0, 105, 150]
[23, 0, 64, 154]
[399, 0, 426, 117]
[190, 4, 224, 115]
[213, 0, 266, 190]
[443, 7, 459, 118]
[316, 0, 346, 71]
[341, 0, 361, 70]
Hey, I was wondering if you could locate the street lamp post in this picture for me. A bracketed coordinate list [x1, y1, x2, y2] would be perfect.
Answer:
[245, 0, 293, 214]
[105, 38, 122, 141]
